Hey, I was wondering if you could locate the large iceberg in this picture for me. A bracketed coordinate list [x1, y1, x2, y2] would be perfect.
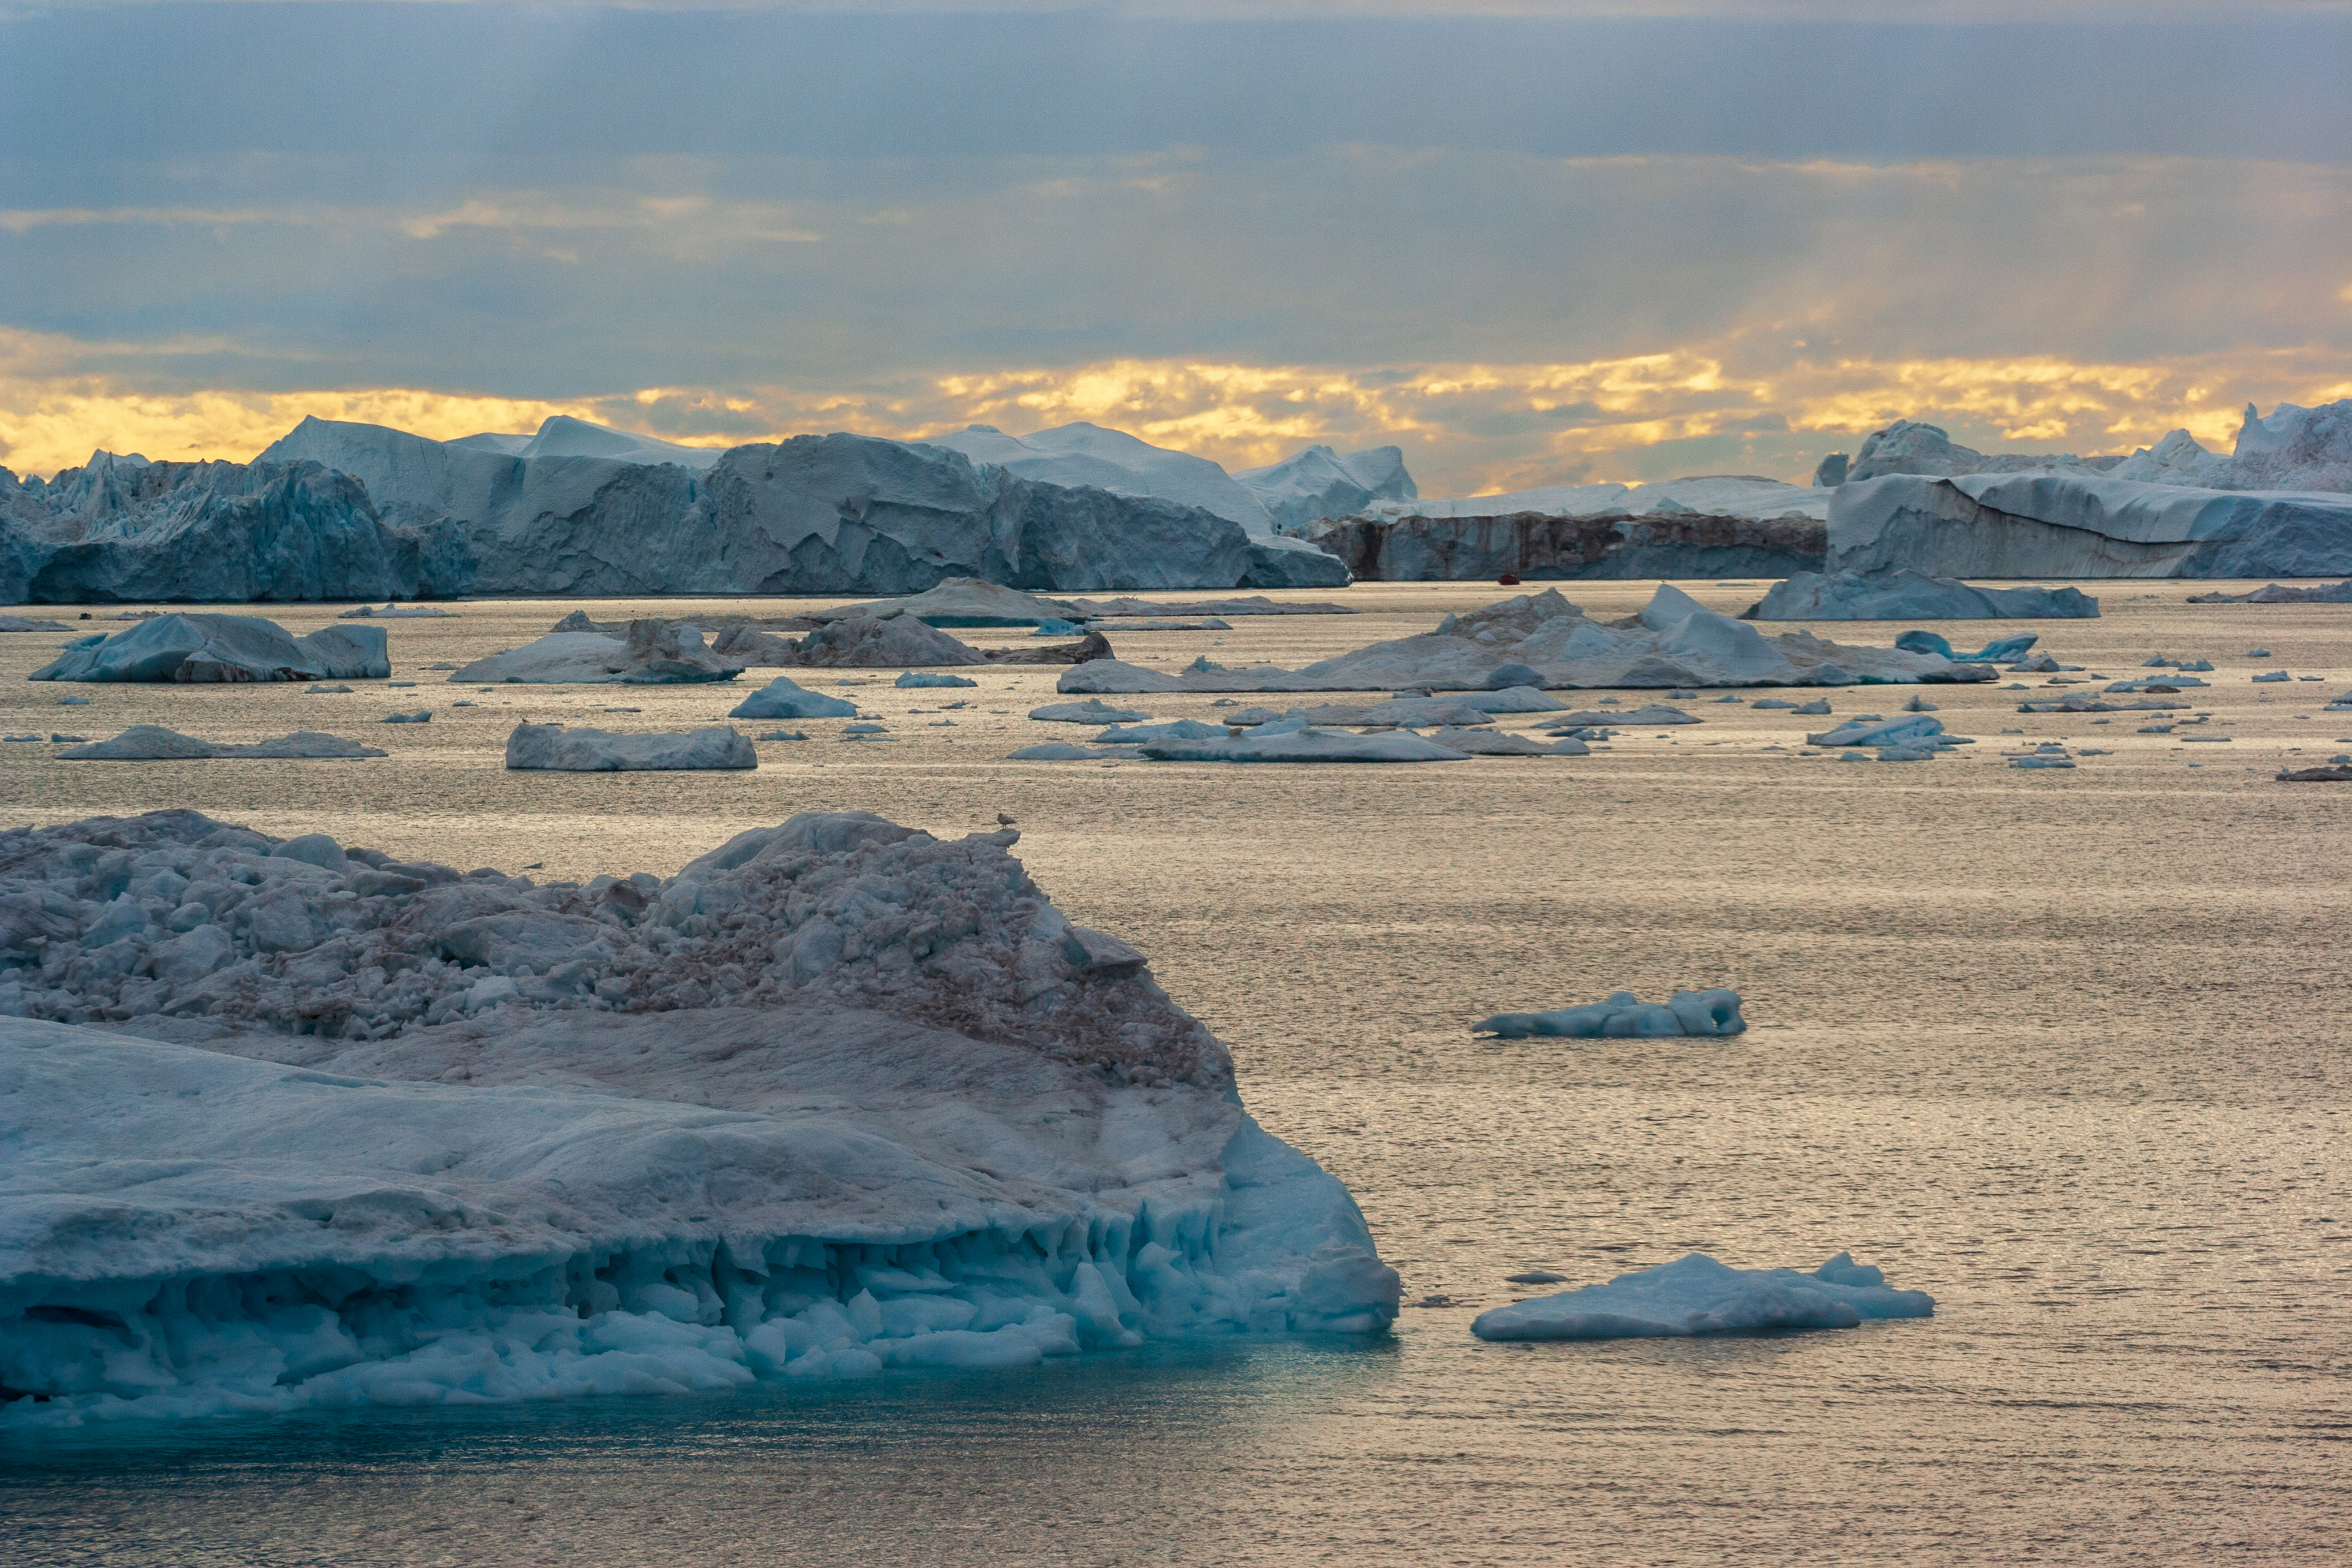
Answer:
[29, 613, 389, 683]
[1826, 470, 2352, 579]
[1469, 1252, 1933, 1340]
[1, 420, 1308, 604]
[1358, 473, 1830, 525]
[1057, 587, 1990, 693]
[0, 810, 1399, 1420]
[1749, 570, 2099, 620]
[447, 414, 727, 470]
[0, 452, 463, 604]
[1233, 445, 1416, 533]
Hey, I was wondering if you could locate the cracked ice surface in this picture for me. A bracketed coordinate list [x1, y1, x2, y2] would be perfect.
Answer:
[0, 810, 1399, 1421]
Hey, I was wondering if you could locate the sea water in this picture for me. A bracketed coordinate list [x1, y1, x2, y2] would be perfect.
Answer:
[2, 583, 2346, 1565]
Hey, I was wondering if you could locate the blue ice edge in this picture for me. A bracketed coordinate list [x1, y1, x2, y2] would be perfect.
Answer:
[1471, 1253, 1933, 1341]
[0, 1021, 1401, 1425]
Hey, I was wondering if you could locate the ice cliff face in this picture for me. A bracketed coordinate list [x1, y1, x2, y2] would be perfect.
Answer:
[0, 452, 466, 604]
[1313, 510, 1824, 583]
[1, 418, 1347, 603]
[1826, 470, 2352, 579]
[0, 810, 1400, 1421]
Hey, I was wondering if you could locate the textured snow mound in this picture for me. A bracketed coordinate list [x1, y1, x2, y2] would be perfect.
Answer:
[30, 614, 389, 684]
[1471, 1252, 1932, 1341]
[59, 727, 386, 761]
[1058, 588, 1981, 693]
[1472, 989, 1745, 1039]
[452, 621, 743, 685]
[1751, 570, 2099, 620]
[779, 614, 988, 668]
[729, 678, 858, 719]
[0, 810, 1398, 1420]
[506, 723, 756, 771]
[1234, 444, 1416, 533]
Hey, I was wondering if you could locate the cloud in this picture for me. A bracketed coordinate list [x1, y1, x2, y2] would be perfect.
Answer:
[5, 326, 2338, 490]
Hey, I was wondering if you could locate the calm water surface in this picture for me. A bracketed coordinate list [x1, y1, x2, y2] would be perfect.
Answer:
[2, 583, 2346, 1565]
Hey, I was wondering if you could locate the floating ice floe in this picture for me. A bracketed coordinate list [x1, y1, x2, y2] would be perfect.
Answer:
[339, 603, 453, 618]
[1750, 570, 2098, 621]
[1555, 705, 1697, 727]
[0, 615, 72, 633]
[382, 711, 432, 724]
[1469, 1252, 1932, 1342]
[1093, 720, 1227, 744]
[1805, 715, 1969, 753]
[2278, 763, 2352, 781]
[729, 677, 859, 720]
[1030, 698, 1152, 724]
[1139, 720, 1469, 764]
[1472, 988, 1745, 1040]
[0, 809, 1399, 1420]
[1055, 587, 1988, 695]
[505, 723, 756, 771]
[29, 613, 389, 684]
[57, 726, 387, 761]
[897, 671, 978, 688]
[2252, 670, 2291, 683]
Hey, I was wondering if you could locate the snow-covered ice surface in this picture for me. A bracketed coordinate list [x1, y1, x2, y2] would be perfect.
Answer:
[31, 615, 388, 684]
[1469, 1253, 1932, 1341]
[1234, 444, 1416, 532]
[1750, 570, 2099, 620]
[1055, 587, 1986, 693]
[0, 809, 1399, 1422]
[505, 723, 756, 771]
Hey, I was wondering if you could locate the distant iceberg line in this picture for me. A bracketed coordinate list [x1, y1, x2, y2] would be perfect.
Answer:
[2, 414, 1364, 604]
[0, 810, 1400, 1422]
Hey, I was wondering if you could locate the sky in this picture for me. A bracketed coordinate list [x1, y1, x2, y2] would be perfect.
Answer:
[3, 3, 2348, 494]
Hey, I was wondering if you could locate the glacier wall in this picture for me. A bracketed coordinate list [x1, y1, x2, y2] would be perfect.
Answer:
[1826, 471, 2352, 579]
[1, 418, 1345, 603]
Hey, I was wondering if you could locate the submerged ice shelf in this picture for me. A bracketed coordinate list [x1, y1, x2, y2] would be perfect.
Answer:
[0, 811, 1401, 1423]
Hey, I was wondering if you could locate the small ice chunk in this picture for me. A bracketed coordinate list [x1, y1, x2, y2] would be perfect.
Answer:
[896, 671, 978, 688]
[1471, 1252, 1932, 1341]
